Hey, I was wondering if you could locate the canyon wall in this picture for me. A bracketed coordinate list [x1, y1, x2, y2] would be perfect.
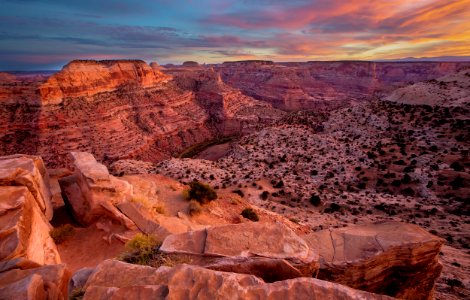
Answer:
[0, 60, 282, 167]
[1, 59, 469, 167]
[217, 61, 470, 110]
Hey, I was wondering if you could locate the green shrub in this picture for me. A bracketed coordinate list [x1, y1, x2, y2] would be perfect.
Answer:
[184, 181, 217, 204]
[241, 208, 259, 222]
[309, 194, 321, 206]
[232, 189, 244, 197]
[50, 224, 75, 244]
[119, 233, 161, 265]
[260, 191, 269, 200]
[188, 200, 202, 216]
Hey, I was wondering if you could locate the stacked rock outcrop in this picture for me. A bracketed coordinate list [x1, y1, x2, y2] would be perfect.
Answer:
[81, 260, 394, 300]
[304, 222, 444, 299]
[0, 154, 70, 299]
[59, 152, 135, 227]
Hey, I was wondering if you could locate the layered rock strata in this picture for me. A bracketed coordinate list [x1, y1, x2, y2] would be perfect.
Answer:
[0, 187, 60, 265]
[0, 60, 282, 167]
[0, 154, 53, 220]
[217, 61, 470, 110]
[39, 60, 172, 105]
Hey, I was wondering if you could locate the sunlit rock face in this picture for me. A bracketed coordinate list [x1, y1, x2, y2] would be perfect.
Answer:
[38, 60, 172, 105]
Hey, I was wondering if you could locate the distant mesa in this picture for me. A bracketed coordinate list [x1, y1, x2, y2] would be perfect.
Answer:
[182, 61, 200, 67]
[223, 60, 274, 66]
[149, 61, 163, 70]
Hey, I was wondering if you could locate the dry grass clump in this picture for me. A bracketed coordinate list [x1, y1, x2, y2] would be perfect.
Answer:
[50, 224, 75, 244]
[183, 181, 217, 204]
[241, 208, 259, 222]
[131, 196, 166, 216]
[119, 233, 191, 267]
[188, 200, 202, 216]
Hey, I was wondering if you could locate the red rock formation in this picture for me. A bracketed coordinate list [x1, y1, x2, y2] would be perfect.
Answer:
[304, 222, 444, 300]
[0, 60, 282, 167]
[217, 61, 470, 110]
[38, 60, 172, 105]
[82, 259, 394, 300]
[159, 222, 319, 281]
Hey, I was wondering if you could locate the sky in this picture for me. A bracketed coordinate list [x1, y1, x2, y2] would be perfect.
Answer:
[0, 0, 469, 70]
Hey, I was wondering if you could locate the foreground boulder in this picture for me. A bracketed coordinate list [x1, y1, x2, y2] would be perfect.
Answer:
[59, 152, 135, 228]
[0, 186, 60, 265]
[304, 222, 444, 300]
[0, 258, 70, 300]
[159, 222, 319, 281]
[82, 259, 394, 300]
[0, 154, 53, 220]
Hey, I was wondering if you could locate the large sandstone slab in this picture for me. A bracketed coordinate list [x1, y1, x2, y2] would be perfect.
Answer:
[116, 201, 169, 237]
[0, 186, 60, 265]
[304, 222, 444, 300]
[0, 262, 70, 300]
[83, 259, 394, 300]
[160, 222, 319, 281]
[0, 154, 53, 220]
[59, 152, 136, 228]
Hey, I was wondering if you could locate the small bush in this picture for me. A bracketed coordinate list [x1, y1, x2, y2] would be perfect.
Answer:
[184, 181, 217, 204]
[50, 224, 75, 244]
[309, 194, 321, 206]
[131, 196, 152, 208]
[152, 205, 165, 215]
[260, 191, 269, 200]
[69, 288, 85, 300]
[188, 200, 202, 216]
[232, 189, 244, 197]
[450, 161, 464, 172]
[120, 233, 161, 265]
[241, 208, 259, 221]
[274, 180, 284, 188]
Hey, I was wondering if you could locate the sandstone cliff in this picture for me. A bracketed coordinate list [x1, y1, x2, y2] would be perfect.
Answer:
[39, 60, 172, 105]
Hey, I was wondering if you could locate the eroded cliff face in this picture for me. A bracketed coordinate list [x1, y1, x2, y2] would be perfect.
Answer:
[217, 61, 470, 110]
[0, 60, 283, 167]
[39, 60, 172, 105]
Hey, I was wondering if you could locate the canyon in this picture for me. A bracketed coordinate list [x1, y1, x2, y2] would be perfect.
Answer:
[0, 59, 469, 299]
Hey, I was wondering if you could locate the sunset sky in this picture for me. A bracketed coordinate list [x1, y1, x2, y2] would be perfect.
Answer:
[1, 0, 469, 70]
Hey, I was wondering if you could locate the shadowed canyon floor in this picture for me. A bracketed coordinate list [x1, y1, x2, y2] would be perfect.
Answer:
[0, 60, 469, 299]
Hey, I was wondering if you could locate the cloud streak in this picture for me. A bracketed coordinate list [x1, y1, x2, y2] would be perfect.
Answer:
[0, 0, 469, 69]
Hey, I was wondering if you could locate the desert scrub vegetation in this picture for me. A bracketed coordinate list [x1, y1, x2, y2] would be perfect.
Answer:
[69, 288, 85, 300]
[183, 181, 217, 204]
[241, 208, 259, 222]
[188, 200, 202, 216]
[119, 233, 191, 267]
[119, 233, 161, 265]
[131, 196, 165, 215]
[49, 224, 75, 244]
